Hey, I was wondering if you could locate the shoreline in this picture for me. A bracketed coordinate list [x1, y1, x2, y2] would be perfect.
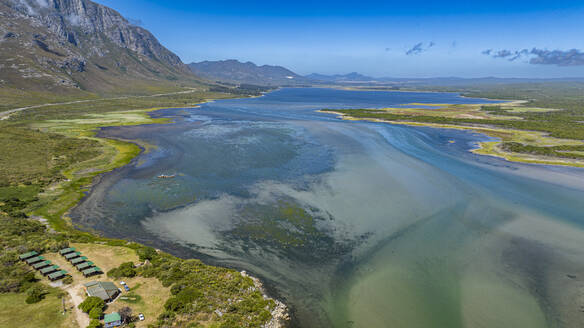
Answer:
[320, 109, 584, 168]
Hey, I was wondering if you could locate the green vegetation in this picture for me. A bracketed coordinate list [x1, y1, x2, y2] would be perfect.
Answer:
[25, 285, 48, 304]
[88, 307, 103, 320]
[107, 262, 137, 278]
[78, 296, 105, 314]
[87, 319, 103, 328]
[0, 287, 72, 328]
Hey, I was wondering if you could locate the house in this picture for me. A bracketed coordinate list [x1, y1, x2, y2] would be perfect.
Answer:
[104, 312, 122, 328]
[25, 256, 45, 265]
[32, 260, 52, 270]
[48, 270, 68, 281]
[19, 251, 39, 260]
[59, 247, 75, 255]
[70, 256, 88, 265]
[40, 265, 59, 276]
[64, 252, 82, 261]
[82, 267, 103, 278]
[83, 281, 120, 302]
[76, 261, 94, 271]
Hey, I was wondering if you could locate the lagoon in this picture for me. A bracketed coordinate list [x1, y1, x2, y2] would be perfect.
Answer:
[71, 88, 584, 327]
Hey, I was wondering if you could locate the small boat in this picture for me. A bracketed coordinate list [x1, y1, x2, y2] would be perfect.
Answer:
[157, 174, 176, 179]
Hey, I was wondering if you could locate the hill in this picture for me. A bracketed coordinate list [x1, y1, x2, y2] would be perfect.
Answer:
[0, 0, 202, 96]
[189, 59, 310, 86]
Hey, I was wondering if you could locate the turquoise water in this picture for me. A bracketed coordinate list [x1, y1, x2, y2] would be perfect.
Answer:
[72, 88, 584, 327]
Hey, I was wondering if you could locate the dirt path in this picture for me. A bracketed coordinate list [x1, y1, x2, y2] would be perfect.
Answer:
[0, 88, 200, 120]
[66, 284, 89, 328]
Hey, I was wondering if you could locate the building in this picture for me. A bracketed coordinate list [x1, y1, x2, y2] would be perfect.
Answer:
[25, 256, 45, 265]
[83, 281, 120, 302]
[59, 247, 75, 255]
[104, 312, 122, 328]
[76, 261, 94, 271]
[48, 270, 68, 281]
[40, 265, 59, 276]
[19, 251, 39, 260]
[71, 256, 88, 265]
[32, 260, 52, 270]
[64, 252, 82, 261]
[82, 267, 103, 278]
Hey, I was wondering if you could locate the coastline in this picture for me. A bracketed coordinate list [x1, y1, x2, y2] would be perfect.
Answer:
[319, 109, 584, 168]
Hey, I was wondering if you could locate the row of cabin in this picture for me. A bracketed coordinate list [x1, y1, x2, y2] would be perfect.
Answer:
[60, 247, 103, 277]
[19, 251, 68, 281]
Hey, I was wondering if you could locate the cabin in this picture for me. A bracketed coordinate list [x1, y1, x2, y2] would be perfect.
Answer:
[104, 312, 122, 328]
[70, 256, 88, 265]
[82, 267, 103, 278]
[40, 265, 59, 276]
[59, 247, 75, 255]
[25, 256, 45, 265]
[76, 261, 94, 271]
[83, 281, 120, 302]
[32, 260, 52, 270]
[64, 252, 82, 261]
[48, 270, 68, 281]
[19, 251, 39, 260]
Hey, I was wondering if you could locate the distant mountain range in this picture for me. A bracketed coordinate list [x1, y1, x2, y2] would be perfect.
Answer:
[188, 60, 311, 86]
[0, 0, 201, 95]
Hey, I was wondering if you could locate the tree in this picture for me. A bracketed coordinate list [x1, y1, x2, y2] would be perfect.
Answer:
[87, 319, 103, 328]
[119, 306, 133, 324]
[89, 307, 103, 319]
[25, 285, 47, 304]
[107, 262, 136, 278]
[78, 296, 104, 313]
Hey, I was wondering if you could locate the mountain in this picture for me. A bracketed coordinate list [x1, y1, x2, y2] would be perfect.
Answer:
[0, 0, 200, 95]
[305, 72, 377, 83]
[188, 60, 310, 86]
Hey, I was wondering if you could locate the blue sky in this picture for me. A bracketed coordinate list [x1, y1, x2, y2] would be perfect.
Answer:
[96, 0, 584, 78]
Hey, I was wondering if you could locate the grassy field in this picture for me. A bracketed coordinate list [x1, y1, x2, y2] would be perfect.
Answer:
[0, 287, 78, 328]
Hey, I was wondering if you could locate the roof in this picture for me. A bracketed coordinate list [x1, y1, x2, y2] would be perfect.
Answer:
[64, 252, 81, 259]
[26, 256, 45, 264]
[48, 270, 67, 280]
[104, 312, 121, 324]
[71, 256, 88, 264]
[84, 281, 117, 301]
[19, 251, 38, 259]
[59, 247, 75, 255]
[76, 262, 94, 270]
[40, 265, 59, 274]
[82, 267, 102, 276]
[32, 260, 51, 269]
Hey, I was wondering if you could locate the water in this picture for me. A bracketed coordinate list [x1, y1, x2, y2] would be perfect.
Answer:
[71, 88, 584, 327]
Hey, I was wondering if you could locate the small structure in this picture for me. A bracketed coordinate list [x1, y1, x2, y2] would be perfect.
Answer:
[40, 265, 60, 276]
[64, 252, 82, 261]
[82, 267, 103, 278]
[59, 247, 75, 255]
[104, 312, 122, 328]
[19, 251, 39, 260]
[70, 256, 88, 265]
[48, 270, 68, 281]
[83, 281, 119, 302]
[25, 256, 45, 265]
[76, 261, 94, 271]
[32, 260, 52, 270]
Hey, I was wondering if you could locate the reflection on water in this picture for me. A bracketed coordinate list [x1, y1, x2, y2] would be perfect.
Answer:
[71, 88, 584, 327]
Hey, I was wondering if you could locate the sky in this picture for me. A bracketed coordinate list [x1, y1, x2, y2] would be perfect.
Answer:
[96, 0, 584, 78]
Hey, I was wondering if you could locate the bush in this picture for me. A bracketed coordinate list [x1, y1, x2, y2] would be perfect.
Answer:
[164, 287, 201, 312]
[136, 247, 156, 261]
[62, 276, 73, 285]
[78, 296, 104, 313]
[88, 307, 103, 319]
[25, 285, 47, 304]
[87, 319, 103, 328]
[107, 262, 136, 278]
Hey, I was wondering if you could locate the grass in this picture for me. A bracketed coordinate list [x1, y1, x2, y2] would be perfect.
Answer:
[0, 288, 77, 328]
[109, 278, 170, 327]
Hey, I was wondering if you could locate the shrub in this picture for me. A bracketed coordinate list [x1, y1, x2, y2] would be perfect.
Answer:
[136, 247, 157, 261]
[88, 307, 103, 319]
[25, 285, 47, 304]
[107, 262, 136, 278]
[87, 319, 103, 328]
[62, 276, 73, 285]
[78, 296, 105, 313]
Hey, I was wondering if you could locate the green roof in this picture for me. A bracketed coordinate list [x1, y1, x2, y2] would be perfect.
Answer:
[19, 251, 38, 259]
[32, 260, 51, 269]
[25, 256, 45, 264]
[84, 281, 119, 301]
[40, 265, 59, 274]
[48, 270, 67, 280]
[64, 252, 82, 259]
[104, 312, 121, 323]
[76, 262, 94, 270]
[70, 256, 88, 264]
[59, 247, 75, 255]
[82, 267, 102, 276]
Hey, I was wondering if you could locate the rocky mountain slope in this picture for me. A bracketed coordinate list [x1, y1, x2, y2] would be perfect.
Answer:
[0, 0, 200, 95]
[189, 59, 310, 86]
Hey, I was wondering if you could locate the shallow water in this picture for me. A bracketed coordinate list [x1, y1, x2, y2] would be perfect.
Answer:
[71, 88, 584, 327]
